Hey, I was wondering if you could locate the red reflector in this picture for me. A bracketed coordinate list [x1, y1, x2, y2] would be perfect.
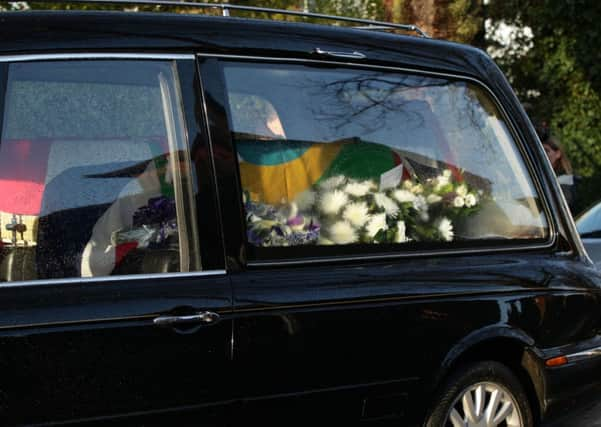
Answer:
[546, 356, 568, 367]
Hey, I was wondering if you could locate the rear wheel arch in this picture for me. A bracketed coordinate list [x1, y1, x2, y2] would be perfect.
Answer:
[430, 331, 544, 424]
[425, 360, 534, 427]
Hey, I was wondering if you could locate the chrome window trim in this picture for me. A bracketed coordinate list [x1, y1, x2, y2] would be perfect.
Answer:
[158, 68, 192, 271]
[0, 52, 223, 288]
[246, 244, 554, 267]
[0, 270, 227, 289]
[0, 53, 195, 62]
[198, 53, 557, 265]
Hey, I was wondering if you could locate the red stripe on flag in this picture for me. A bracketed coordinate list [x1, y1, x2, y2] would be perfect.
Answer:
[115, 241, 138, 267]
[0, 139, 52, 215]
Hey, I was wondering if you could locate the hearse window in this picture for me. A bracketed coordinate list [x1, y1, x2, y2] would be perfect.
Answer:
[223, 62, 550, 254]
[0, 60, 200, 282]
[222, 62, 548, 257]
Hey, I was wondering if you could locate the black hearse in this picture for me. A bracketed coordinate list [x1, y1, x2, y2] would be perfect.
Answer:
[0, 2, 600, 426]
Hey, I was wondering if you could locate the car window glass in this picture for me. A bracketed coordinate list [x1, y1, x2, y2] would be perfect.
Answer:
[0, 60, 200, 282]
[576, 203, 601, 235]
[221, 62, 548, 255]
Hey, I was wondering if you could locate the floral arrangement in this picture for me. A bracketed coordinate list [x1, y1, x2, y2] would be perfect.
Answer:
[245, 169, 481, 247]
[112, 196, 178, 249]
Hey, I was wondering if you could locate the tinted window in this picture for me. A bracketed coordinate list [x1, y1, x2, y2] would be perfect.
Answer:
[221, 62, 548, 256]
[0, 60, 199, 281]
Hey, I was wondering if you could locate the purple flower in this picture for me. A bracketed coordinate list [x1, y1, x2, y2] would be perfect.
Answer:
[287, 215, 304, 226]
[133, 196, 176, 227]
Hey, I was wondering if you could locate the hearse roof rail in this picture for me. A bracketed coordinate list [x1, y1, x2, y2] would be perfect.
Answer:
[9, 0, 430, 38]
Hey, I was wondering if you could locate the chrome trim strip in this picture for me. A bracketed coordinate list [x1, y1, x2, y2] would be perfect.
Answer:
[0, 270, 227, 289]
[566, 345, 601, 364]
[0, 314, 156, 331]
[247, 243, 554, 267]
[158, 70, 191, 271]
[0, 308, 232, 331]
[198, 53, 557, 265]
[0, 53, 195, 62]
[233, 287, 555, 314]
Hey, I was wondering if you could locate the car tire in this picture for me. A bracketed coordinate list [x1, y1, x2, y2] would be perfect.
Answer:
[425, 361, 534, 427]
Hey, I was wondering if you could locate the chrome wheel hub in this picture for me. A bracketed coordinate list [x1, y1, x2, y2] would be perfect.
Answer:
[445, 382, 523, 427]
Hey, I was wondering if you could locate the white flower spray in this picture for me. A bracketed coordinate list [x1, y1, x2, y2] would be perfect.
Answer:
[374, 192, 399, 217]
[319, 189, 348, 215]
[344, 180, 373, 197]
[329, 221, 358, 244]
[343, 201, 370, 228]
[437, 217, 454, 241]
[393, 189, 416, 203]
[366, 213, 388, 238]
[395, 220, 408, 243]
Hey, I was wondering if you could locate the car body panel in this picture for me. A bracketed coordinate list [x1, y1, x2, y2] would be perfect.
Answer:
[227, 254, 601, 423]
[0, 274, 233, 425]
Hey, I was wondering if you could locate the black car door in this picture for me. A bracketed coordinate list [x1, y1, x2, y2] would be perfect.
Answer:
[199, 55, 555, 424]
[0, 56, 233, 425]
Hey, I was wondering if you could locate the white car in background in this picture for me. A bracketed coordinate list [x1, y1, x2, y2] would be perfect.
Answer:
[576, 201, 601, 265]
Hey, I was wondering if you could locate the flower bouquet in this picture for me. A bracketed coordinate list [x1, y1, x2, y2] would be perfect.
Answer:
[245, 169, 482, 247]
[112, 196, 178, 249]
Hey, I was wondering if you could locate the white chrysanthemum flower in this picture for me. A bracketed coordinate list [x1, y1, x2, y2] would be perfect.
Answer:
[329, 221, 358, 244]
[453, 196, 465, 208]
[465, 193, 478, 208]
[295, 190, 316, 211]
[411, 183, 424, 194]
[456, 184, 468, 197]
[395, 220, 408, 243]
[438, 217, 454, 241]
[344, 180, 373, 197]
[366, 213, 388, 238]
[413, 195, 429, 221]
[427, 194, 442, 204]
[435, 175, 450, 191]
[319, 175, 346, 190]
[443, 169, 452, 178]
[393, 189, 416, 203]
[374, 192, 399, 217]
[402, 180, 414, 190]
[343, 201, 370, 228]
[413, 195, 428, 212]
[319, 189, 348, 215]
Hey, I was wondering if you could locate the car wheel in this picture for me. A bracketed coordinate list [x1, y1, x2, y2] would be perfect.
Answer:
[425, 361, 533, 427]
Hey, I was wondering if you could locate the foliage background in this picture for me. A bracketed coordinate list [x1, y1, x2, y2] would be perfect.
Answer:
[2, 0, 600, 213]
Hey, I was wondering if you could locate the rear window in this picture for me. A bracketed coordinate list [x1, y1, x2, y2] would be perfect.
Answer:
[221, 62, 549, 258]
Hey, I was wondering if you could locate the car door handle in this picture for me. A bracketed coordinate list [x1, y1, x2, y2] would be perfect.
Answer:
[153, 311, 220, 328]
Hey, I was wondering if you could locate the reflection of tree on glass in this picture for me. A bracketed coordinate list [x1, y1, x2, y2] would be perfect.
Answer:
[222, 62, 549, 249]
